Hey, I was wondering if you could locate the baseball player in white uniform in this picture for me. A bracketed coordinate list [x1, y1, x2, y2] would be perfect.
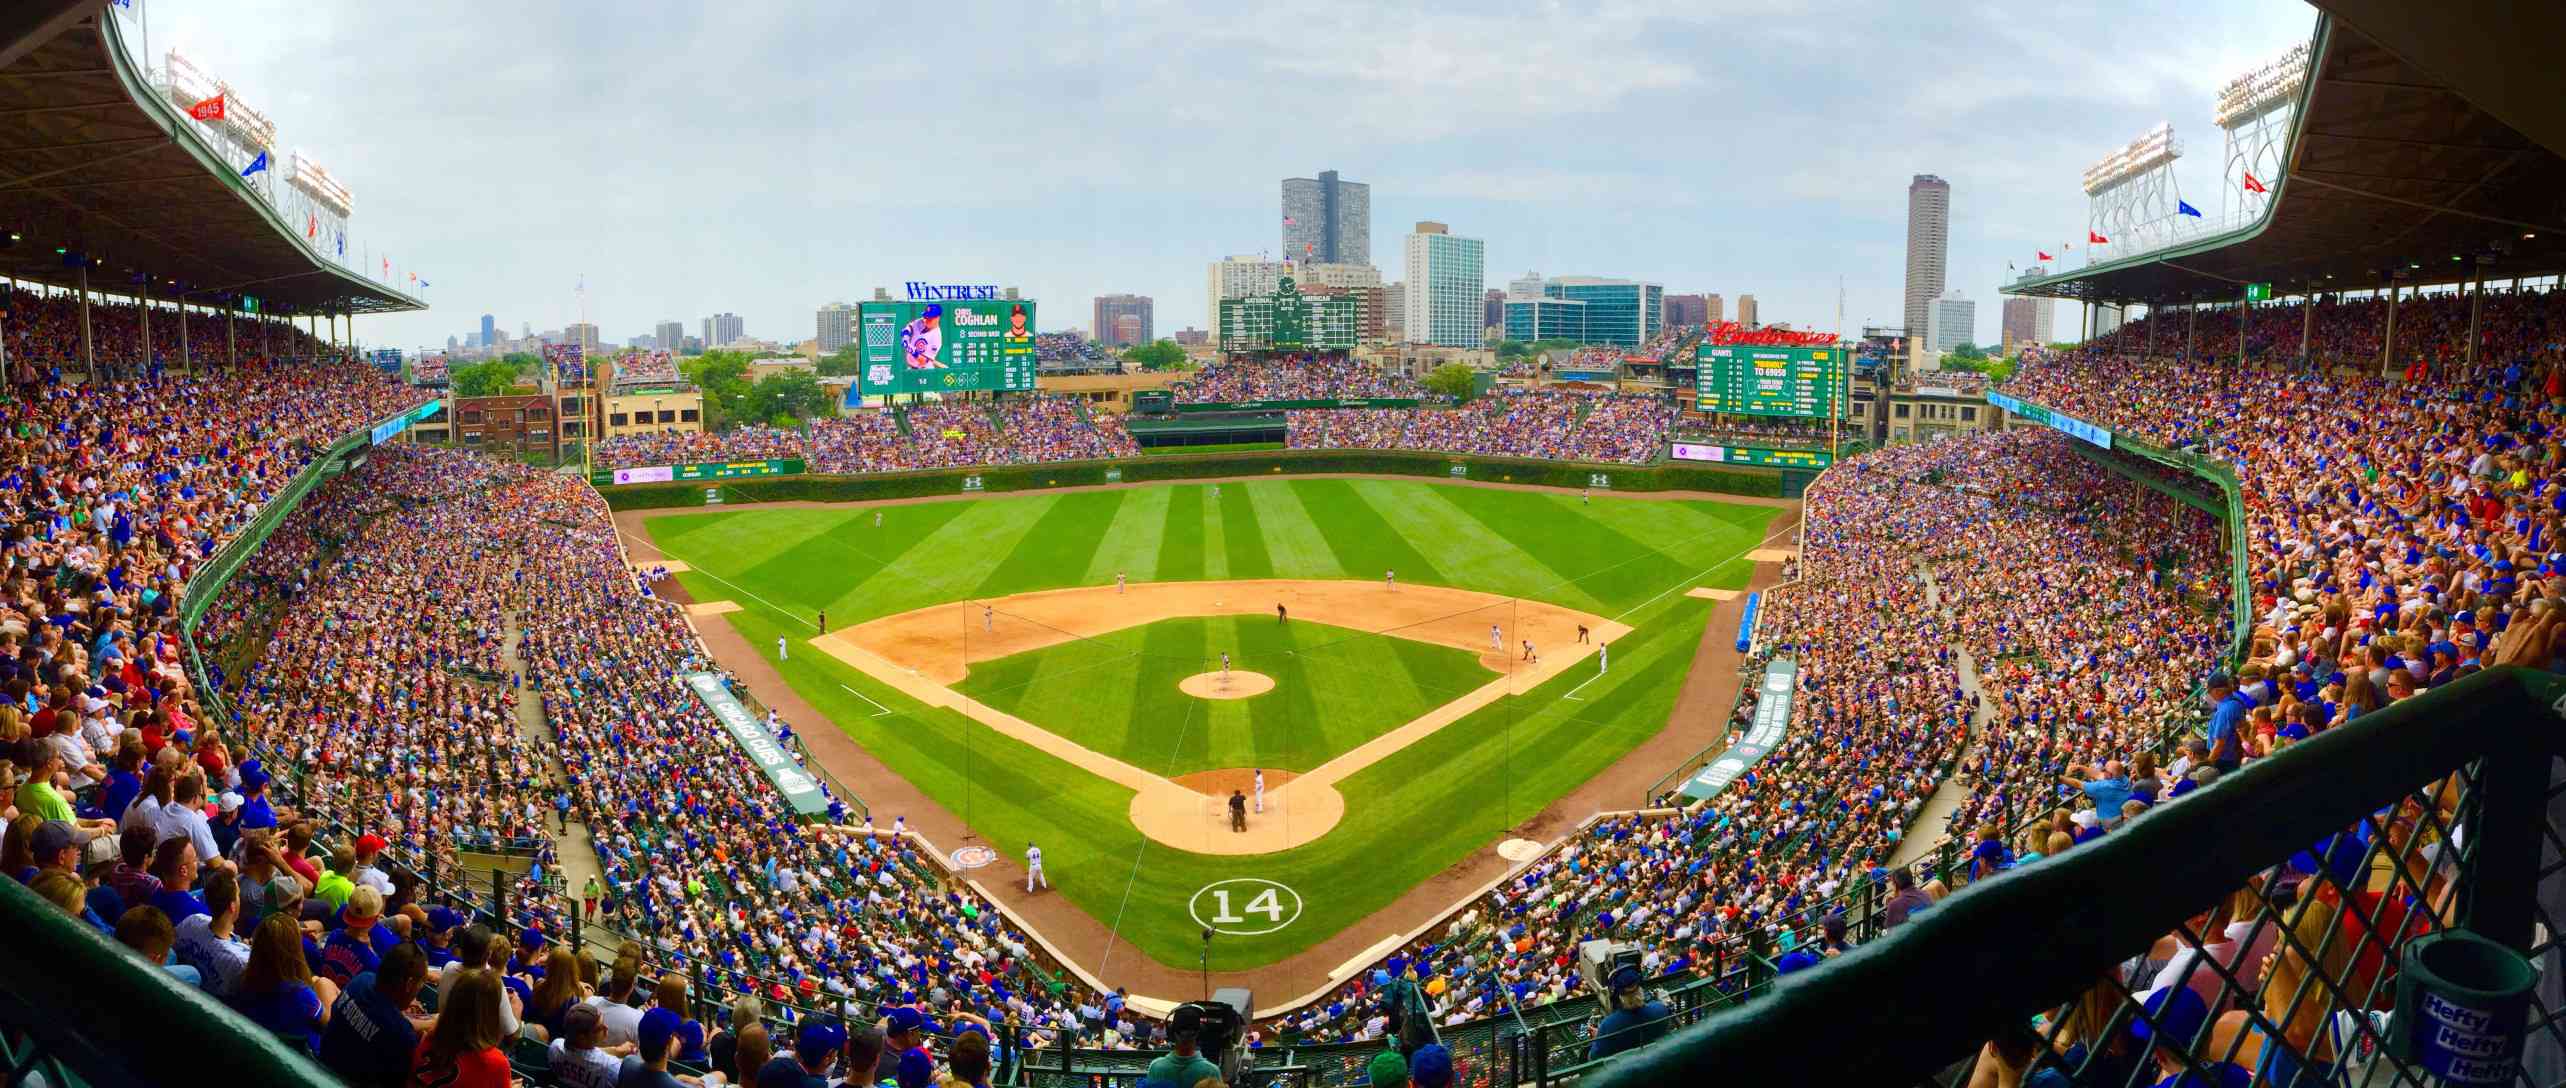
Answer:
[1025, 842, 1047, 892]
[1253, 769, 1265, 813]
[1490, 624, 1503, 651]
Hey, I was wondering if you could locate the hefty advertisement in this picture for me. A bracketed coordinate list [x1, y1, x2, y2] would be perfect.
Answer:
[1672, 442, 1725, 462]
[612, 466, 677, 485]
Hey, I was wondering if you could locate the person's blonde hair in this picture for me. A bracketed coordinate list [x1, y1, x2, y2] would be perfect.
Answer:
[424, 968, 509, 1067]
[29, 869, 85, 914]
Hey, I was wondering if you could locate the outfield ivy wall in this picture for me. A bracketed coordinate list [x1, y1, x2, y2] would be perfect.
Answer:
[597, 448, 1789, 510]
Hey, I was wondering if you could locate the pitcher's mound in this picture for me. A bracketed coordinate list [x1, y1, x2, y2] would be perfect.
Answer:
[1178, 670, 1274, 700]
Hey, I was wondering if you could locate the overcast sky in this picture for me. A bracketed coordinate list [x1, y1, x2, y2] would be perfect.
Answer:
[132, 0, 2317, 353]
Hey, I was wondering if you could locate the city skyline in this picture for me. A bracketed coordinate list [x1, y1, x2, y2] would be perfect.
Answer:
[143, 1, 2317, 354]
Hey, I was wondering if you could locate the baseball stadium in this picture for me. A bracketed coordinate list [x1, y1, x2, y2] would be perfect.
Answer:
[13, 2, 2566, 1088]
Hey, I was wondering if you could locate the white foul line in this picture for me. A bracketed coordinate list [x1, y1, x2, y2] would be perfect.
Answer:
[839, 683, 895, 717]
[1561, 667, 1608, 702]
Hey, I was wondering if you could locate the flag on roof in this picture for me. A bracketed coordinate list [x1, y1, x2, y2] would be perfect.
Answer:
[2178, 200, 2202, 217]
[2089, 230, 2109, 244]
[306, 213, 317, 239]
[2243, 172, 2269, 194]
[2037, 251, 2054, 262]
[187, 94, 225, 121]
[240, 151, 267, 178]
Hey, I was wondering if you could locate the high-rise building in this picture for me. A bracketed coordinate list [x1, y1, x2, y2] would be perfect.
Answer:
[1538, 277, 1662, 348]
[1506, 272, 1546, 300]
[1925, 291, 1977, 354]
[2000, 296, 2055, 353]
[1401, 222, 1485, 348]
[1904, 175, 1951, 344]
[702, 313, 744, 349]
[1280, 169, 1370, 265]
[1092, 294, 1154, 348]
[1705, 293, 1726, 323]
[1737, 295, 1760, 327]
[816, 303, 856, 354]
[1207, 256, 1296, 332]
[1503, 297, 1586, 342]
[1663, 294, 1708, 329]
[565, 323, 599, 355]
[1383, 280, 1404, 341]
[655, 320, 685, 353]
[1484, 289, 1506, 335]
[479, 314, 496, 348]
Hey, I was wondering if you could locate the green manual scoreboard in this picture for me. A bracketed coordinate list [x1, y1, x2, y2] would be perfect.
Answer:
[1694, 345, 1846, 417]
[857, 299, 1038, 395]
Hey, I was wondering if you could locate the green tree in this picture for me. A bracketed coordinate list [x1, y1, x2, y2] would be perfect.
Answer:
[745, 370, 834, 424]
[817, 344, 864, 377]
[449, 359, 523, 398]
[1421, 362, 1479, 402]
[1125, 339, 1188, 370]
[1951, 341, 1988, 360]
[682, 351, 755, 427]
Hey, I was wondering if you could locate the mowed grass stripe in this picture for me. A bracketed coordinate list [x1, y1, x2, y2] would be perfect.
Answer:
[1355, 481, 1607, 615]
[974, 492, 1120, 599]
[1292, 479, 1443, 587]
[1157, 486, 1208, 583]
[1199, 486, 1230, 581]
[838, 498, 1054, 613]
[1082, 486, 1171, 586]
[1246, 480, 1343, 580]
[1588, 496, 1780, 570]
[1440, 487, 1705, 607]
[812, 501, 977, 621]
[1218, 485, 1275, 579]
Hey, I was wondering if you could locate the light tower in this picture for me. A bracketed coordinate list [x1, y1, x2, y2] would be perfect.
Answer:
[2081, 122, 2184, 262]
[2214, 41, 2311, 226]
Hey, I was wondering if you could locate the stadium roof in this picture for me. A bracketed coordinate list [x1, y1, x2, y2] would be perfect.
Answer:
[0, 3, 422, 315]
[2007, 2, 2566, 306]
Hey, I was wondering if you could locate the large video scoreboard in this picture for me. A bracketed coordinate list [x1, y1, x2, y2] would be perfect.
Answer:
[1693, 345, 1846, 417]
[857, 299, 1038, 396]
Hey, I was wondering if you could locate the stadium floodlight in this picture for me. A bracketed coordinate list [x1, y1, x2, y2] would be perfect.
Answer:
[2214, 42, 2311, 128]
[161, 50, 277, 151]
[2081, 122, 2181, 196]
[286, 152, 354, 217]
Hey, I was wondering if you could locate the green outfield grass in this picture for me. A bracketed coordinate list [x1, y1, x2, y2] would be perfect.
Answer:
[645, 478, 1778, 971]
[955, 616, 1494, 776]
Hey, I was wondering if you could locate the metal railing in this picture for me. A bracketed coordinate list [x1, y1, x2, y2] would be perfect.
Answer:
[1587, 665, 2566, 1087]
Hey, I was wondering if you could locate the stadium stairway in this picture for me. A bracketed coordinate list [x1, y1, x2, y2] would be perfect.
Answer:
[503, 619, 614, 955]
[1886, 569, 1991, 871]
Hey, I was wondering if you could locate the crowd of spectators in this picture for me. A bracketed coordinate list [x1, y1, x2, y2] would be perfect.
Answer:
[593, 425, 806, 471]
[1035, 333, 1109, 367]
[1172, 358, 1426, 404]
[1288, 389, 1674, 464]
[1671, 417, 1835, 449]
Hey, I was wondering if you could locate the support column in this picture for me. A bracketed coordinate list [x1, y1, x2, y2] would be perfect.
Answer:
[2382, 279, 2399, 379]
[2186, 303, 2198, 361]
[178, 298, 191, 373]
[261, 312, 271, 358]
[226, 303, 235, 367]
[2300, 294, 2314, 364]
[2463, 263, 2486, 377]
[139, 278, 152, 375]
[76, 264, 93, 379]
[2145, 304, 2155, 358]
[2236, 294, 2248, 367]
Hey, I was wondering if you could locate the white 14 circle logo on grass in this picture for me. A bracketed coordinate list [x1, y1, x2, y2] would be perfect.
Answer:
[1189, 879, 1304, 936]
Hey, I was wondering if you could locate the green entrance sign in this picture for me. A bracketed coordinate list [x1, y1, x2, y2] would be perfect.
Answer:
[2245, 282, 2272, 302]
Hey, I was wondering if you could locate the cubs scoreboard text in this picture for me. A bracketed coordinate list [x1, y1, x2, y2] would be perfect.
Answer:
[857, 299, 1038, 396]
[1694, 345, 1846, 417]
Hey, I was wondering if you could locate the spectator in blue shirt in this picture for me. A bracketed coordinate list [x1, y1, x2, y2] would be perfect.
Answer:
[2063, 760, 2133, 814]
[2203, 673, 2249, 771]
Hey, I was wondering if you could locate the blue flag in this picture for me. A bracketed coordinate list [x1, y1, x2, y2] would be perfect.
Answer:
[240, 151, 268, 178]
[2177, 200, 2202, 218]
[335, 230, 345, 257]
[418, 279, 431, 288]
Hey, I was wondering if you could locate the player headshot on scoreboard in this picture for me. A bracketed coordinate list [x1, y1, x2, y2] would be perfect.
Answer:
[1004, 303, 1032, 343]
[901, 304, 945, 370]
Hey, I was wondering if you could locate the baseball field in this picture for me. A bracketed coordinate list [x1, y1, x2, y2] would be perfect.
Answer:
[639, 477, 1781, 972]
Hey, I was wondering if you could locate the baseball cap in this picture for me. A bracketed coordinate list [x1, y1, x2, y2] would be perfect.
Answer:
[355, 833, 388, 855]
[1367, 1049, 1409, 1088]
[1408, 1044, 1454, 1088]
[521, 926, 547, 949]
[2127, 987, 2210, 1050]
[637, 1007, 683, 1060]
[426, 907, 464, 933]
[31, 820, 75, 858]
[797, 1015, 849, 1058]
[239, 760, 268, 790]
[1607, 964, 1643, 990]
[885, 1006, 925, 1035]
[920, 304, 943, 318]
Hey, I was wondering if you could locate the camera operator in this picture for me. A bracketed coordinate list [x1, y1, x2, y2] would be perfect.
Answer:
[1587, 964, 1673, 1060]
[1146, 1004, 1223, 1088]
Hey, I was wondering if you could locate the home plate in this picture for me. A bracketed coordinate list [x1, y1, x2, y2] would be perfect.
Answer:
[1686, 588, 1741, 601]
[1747, 548, 1797, 563]
[686, 601, 742, 617]
[1497, 838, 1545, 862]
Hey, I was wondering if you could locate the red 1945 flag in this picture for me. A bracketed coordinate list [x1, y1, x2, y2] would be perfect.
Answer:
[187, 94, 225, 121]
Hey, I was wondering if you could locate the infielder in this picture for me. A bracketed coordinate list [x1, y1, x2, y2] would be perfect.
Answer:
[1599, 642, 1609, 673]
[984, 605, 995, 632]
[777, 636, 788, 661]
[1522, 639, 1538, 664]
[1220, 651, 1231, 680]
[1025, 842, 1047, 892]
[1385, 569, 1396, 592]
[1253, 768, 1265, 813]
[1490, 624, 1503, 652]
[1116, 571, 1127, 594]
